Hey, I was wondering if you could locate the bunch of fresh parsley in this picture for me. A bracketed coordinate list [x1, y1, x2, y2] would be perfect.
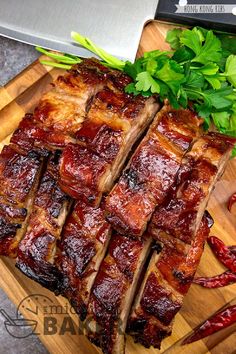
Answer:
[37, 27, 236, 155]
[124, 28, 236, 139]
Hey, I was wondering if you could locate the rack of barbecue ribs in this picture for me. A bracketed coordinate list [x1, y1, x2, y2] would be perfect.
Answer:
[105, 103, 202, 237]
[0, 58, 235, 354]
[127, 133, 235, 349]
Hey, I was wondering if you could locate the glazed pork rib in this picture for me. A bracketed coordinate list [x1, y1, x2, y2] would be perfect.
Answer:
[56, 201, 111, 320]
[16, 151, 71, 291]
[128, 215, 211, 348]
[10, 59, 115, 153]
[105, 103, 202, 237]
[86, 232, 153, 354]
[150, 132, 236, 247]
[59, 83, 159, 205]
[128, 132, 235, 348]
[0, 139, 44, 257]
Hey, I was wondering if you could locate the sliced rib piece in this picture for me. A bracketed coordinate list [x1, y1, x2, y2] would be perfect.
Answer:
[56, 201, 111, 320]
[105, 103, 202, 237]
[86, 232, 152, 354]
[11, 59, 115, 153]
[128, 132, 235, 349]
[0, 144, 44, 257]
[59, 86, 159, 205]
[128, 216, 210, 349]
[150, 132, 236, 246]
[16, 151, 71, 291]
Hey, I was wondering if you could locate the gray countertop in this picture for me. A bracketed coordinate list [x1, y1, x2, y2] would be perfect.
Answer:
[0, 36, 40, 86]
[0, 35, 48, 354]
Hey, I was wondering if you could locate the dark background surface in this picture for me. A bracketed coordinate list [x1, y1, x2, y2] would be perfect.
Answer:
[156, 0, 236, 32]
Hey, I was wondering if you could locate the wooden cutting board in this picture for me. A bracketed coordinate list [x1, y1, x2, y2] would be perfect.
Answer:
[0, 21, 236, 354]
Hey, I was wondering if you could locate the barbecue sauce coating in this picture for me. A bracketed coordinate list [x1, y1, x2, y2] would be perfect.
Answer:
[151, 133, 235, 245]
[105, 104, 202, 237]
[56, 201, 111, 320]
[16, 152, 70, 291]
[128, 217, 210, 348]
[60, 71, 158, 206]
[11, 114, 74, 154]
[157, 216, 211, 294]
[59, 83, 158, 206]
[11, 59, 116, 153]
[59, 144, 109, 203]
[0, 145, 42, 256]
[86, 233, 150, 354]
[35, 58, 112, 134]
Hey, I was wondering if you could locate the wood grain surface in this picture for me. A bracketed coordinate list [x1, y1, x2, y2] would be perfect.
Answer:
[0, 21, 235, 354]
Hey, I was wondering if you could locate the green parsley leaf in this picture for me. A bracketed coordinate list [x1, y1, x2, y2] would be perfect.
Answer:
[125, 82, 140, 95]
[218, 35, 236, 55]
[184, 71, 205, 89]
[135, 71, 160, 94]
[180, 27, 204, 56]
[143, 50, 171, 60]
[205, 76, 222, 90]
[232, 145, 236, 157]
[204, 86, 233, 110]
[194, 100, 212, 119]
[192, 63, 219, 75]
[177, 87, 188, 108]
[181, 30, 222, 64]
[168, 92, 180, 109]
[124, 58, 143, 80]
[155, 60, 185, 94]
[224, 55, 236, 88]
[145, 58, 158, 76]
[166, 28, 183, 50]
[172, 46, 195, 63]
[211, 111, 231, 132]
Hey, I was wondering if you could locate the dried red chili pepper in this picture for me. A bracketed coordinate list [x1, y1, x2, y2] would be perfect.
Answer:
[193, 271, 236, 288]
[207, 236, 236, 273]
[182, 304, 236, 345]
[228, 192, 236, 212]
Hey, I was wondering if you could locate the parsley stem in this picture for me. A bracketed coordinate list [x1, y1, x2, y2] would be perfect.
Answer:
[71, 31, 125, 70]
[36, 46, 81, 64]
[39, 60, 72, 69]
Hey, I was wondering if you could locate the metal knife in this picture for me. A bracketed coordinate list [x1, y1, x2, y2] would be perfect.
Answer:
[0, 0, 235, 62]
